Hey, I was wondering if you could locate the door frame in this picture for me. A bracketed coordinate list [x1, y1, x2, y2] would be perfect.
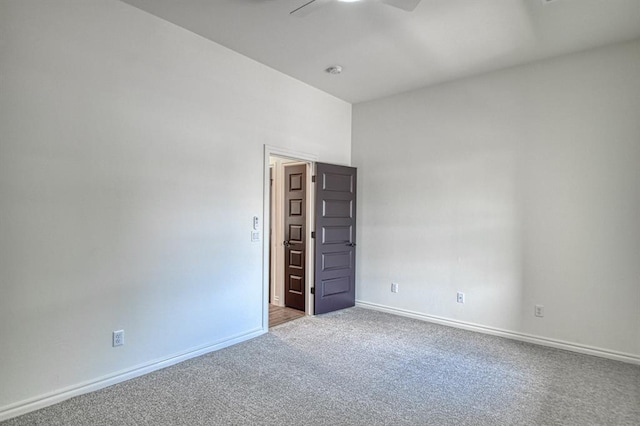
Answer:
[271, 159, 309, 308]
[262, 145, 318, 330]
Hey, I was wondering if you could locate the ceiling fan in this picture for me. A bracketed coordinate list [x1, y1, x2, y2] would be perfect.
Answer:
[290, 0, 422, 17]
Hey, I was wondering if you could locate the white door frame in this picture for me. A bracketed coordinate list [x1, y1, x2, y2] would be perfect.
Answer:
[262, 145, 318, 331]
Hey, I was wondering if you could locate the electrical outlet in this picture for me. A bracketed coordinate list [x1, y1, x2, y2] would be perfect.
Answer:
[391, 282, 399, 293]
[456, 292, 465, 304]
[113, 330, 124, 347]
[535, 305, 544, 318]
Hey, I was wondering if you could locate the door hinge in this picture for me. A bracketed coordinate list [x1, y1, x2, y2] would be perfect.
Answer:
[311, 175, 316, 183]
[311, 231, 316, 238]
[310, 287, 315, 294]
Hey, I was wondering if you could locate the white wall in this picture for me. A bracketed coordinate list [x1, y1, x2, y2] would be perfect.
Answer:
[353, 39, 640, 360]
[0, 0, 350, 416]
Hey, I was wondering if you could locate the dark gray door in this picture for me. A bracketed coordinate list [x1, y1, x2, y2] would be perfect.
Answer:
[284, 164, 306, 311]
[314, 163, 357, 315]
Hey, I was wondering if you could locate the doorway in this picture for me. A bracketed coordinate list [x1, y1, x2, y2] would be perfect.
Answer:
[267, 154, 314, 327]
[262, 146, 358, 330]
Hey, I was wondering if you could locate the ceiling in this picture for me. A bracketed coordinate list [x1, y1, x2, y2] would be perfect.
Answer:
[120, 0, 640, 104]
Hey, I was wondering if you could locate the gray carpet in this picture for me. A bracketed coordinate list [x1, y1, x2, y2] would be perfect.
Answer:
[3, 308, 639, 425]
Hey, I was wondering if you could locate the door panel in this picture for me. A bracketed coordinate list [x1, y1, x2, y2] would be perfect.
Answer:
[323, 199, 352, 218]
[321, 251, 352, 271]
[322, 226, 352, 243]
[314, 163, 357, 315]
[321, 276, 351, 297]
[284, 164, 306, 311]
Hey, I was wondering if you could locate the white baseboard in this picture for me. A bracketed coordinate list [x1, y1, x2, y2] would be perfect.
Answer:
[356, 300, 640, 365]
[0, 328, 265, 422]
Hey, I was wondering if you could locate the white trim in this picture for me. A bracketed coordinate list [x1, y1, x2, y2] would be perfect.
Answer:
[265, 145, 318, 163]
[0, 328, 265, 422]
[356, 300, 640, 365]
[271, 160, 285, 307]
[269, 163, 281, 306]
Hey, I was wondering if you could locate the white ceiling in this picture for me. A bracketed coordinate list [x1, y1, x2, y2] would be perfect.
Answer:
[120, 0, 640, 104]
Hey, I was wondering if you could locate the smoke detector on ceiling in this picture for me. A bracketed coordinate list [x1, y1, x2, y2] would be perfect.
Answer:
[325, 65, 343, 75]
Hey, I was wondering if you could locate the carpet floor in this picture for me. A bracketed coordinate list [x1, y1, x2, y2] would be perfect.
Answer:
[3, 307, 639, 425]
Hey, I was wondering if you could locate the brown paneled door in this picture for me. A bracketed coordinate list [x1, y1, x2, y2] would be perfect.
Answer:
[314, 163, 357, 315]
[284, 164, 306, 311]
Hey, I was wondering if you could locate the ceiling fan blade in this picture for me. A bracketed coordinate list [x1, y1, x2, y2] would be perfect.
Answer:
[290, 0, 332, 17]
[381, 0, 422, 12]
